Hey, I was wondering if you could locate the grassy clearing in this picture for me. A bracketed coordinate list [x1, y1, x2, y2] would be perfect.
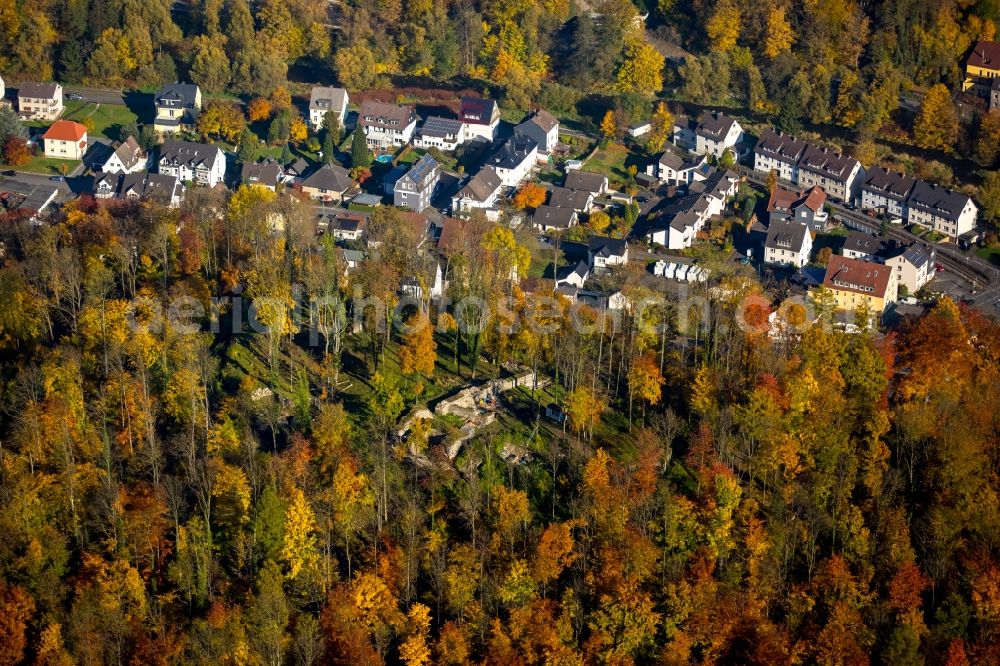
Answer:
[5, 156, 77, 175]
[976, 245, 1000, 267]
[583, 142, 646, 190]
[63, 103, 140, 141]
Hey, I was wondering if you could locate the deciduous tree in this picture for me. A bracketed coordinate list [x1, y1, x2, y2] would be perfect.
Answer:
[914, 84, 958, 151]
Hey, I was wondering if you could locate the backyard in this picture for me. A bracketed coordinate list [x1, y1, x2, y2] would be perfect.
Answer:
[61, 101, 140, 141]
[582, 141, 647, 190]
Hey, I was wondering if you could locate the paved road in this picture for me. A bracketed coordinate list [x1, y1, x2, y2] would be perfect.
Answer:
[0, 170, 73, 195]
[63, 87, 126, 106]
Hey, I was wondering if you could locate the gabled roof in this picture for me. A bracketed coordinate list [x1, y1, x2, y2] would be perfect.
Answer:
[564, 170, 607, 193]
[843, 231, 884, 256]
[398, 211, 431, 242]
[159, 140, 222, 170]
[798, 144, 860, 182]
[309, 86, 348, 111]
[43, 120, 87, 142]
[794, 186, 827, 213]
[689, 111, 738, 141]
[659, 145, 706, 172]
[532, 205, 577, 229]
[96, 171, 183, 204]
[359, 100, 416, 130]
[458, 97, 498, 125]
[155, 83, 199, 107]
[755, 128, 808, 164]
[487, 137, 537, 170]
[456, 167, 502, 202]
[767, 187, 799, 214]
[892, 242, 935, 269]
[765, 219, 809, 251]
[823, 256, 893, 298]
[906, 181, 974, 222]
[107, 136, 144, 170]
[967, 41, 1000, 70]
[588, 235, 627, 258]
[399, 153, 439, 189]
[548, 187, 592, 211]
[863, 167, 917, 201]
[523, 109, 559, 133]
[420, 116, 464, 139]
[328, 211, 369, 234]
[286, 158, 310, 176]
[240, 159, 284, 188]
[18, 82, 60, 99]
[301, 163, 355, 192]
[437, 216, 470, 252]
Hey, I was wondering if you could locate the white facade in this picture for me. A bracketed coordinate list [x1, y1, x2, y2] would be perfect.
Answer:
[309, 87, 349, 131]
[754, 152, 797, 185]
[158, 146, 226, 188]
[861, 189, 906, 217]
[764, 233, 812, 268]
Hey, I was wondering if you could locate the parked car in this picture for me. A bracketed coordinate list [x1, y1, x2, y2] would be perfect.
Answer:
[66, 92, 82, 100]
[935, 262, 945, 272]
[1, 170, 15, 176]
[49, 176, 65, 182]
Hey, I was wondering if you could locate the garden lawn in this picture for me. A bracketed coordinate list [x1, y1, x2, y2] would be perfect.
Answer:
[5, 156, 78, 175]
[63, 102, 140, 141]
[583, 142, 645, 190]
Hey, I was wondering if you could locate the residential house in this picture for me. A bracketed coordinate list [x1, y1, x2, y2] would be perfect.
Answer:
[485, 137, 537, 188]
[588, 236, 629, 271]
[240, 158, 285, 190]
[992, 78, 1000, 111]
[514, 109, 559, 161]
[791, 187, 829, 231]
[381, 165, 409, 195]
[557, 260, 590, 288]
[308, 86, 349, 131]
[905, 181, 978, 240]
[394, 153, 439, 211]
[153, 83, 201, 134]
[99, 136, 147, 174]
[158, 140, 226, 187]
[646, 171, 738, 249]
[861, 167, 916, 218]
[358, 100, 417, 149]
[673, 111, 744, 159]
[963, 41, 1000, 98]
[753, 128, 809, 184]
[843, 231, 887, 261]
[764, 220, 812, 268]
[796, 144, 864, 202]
[822, 255, 898, 313]
[414, 117, 466, 151]
[326, 211, 368, 241]
[437, 216, 471, 253]
[93, 171, 185, 207]
[285, 158, 310, 183]
[42, 120, 87, 160]
[458, 96, 500, 142]
[398, 211, 432, 248]
[301, 163, 356, 203]
[884, 243, 936, 295]
[400, 263, 445, 300]
[651, 146, 709, 186]
[17, 82, 63, 120]
[452, 167, 503, 215]
[548, 186, 593, 213]
[532, 205, 578, 232]
[564, 170, 609, 195]
[766, 188, 799, 224]
[628, 121, 652, 138]
[340, 248, 365, 272]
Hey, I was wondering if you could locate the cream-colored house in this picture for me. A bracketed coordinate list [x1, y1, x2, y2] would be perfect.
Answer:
[18, 82, 63, 121]
[43, 120, 88, 160]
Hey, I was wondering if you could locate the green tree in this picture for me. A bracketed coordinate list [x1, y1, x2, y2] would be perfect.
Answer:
[351, 128, 372, 168]
[334, 43, 378, 90]
[978, 171, 1000, 222]
[189, 34, 230, 93]
[237, 129, 261, 162]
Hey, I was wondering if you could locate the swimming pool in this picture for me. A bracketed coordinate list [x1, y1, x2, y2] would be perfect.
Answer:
[375, 154, 393, 164]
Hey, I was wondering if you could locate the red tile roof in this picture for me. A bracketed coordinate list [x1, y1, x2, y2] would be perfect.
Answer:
[823, 256, 893, 298]
[43, 120, 87, 142]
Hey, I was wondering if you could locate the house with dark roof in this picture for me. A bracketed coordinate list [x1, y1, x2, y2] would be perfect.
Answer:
[564, 170, 608, 195]
[359, 100, 417, 149]
[764, 219, 812, 268]
[452, 167, 503, 216]
[963, 41, 1000, 98]
[153, 83, 201, 134]
[548, 186, 593, 213]
[645, 171, 738, 249]
[650, 145, 709, 186]
[514, 109, 559, 160]
[414, 117, 466, 151]
[904, 181, 978, 240]
[394, 153, 440, 211]
[240, 158, 285, 190]
[532, 205, 578, 232]
[309, 86, 349, 130]
[860, 167, 916, 218]
[822, 255, 898, 313]
[485, 137, 538, 187]
[885, 243, 936, 294]
[753, 129, 809, 184]
[301, 163, 356, 203]
[157, 140, 226, 187]
[93, 171, 185, 207]
[458, 96, 500, 141]
[796, 144, 864, 202]
[285, 158, 311, 182]
[324, 211, 369, 241]
[588, 236, 629, 270]
[769, 186, 829, 231]
[673, 111, 744, 159]
[99, 136, 147, 174]
[842, 231, 888, 261]
[17, 82, 63, 120]
[556, 260, 590, 288]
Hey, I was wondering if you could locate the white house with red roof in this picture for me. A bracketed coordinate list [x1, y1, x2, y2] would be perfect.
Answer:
[43, 120, 88, 160]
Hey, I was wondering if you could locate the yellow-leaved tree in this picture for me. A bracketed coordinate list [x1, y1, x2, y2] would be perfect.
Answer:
[281, 487, 318, 579]
[400, 313, 436, 380]
[646, 101, 674, 153]
[914, 84, 959, 152]
[764, 7, 795, 58]
[616, 38, 665, 95]
[706, 0, 741, 52]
